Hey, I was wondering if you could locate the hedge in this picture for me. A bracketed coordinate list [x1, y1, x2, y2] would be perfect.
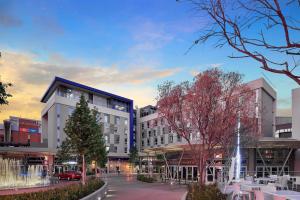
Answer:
[1, 178, 104, 200]
[137, 174, 155, 183]
[186, 183, 227, 200]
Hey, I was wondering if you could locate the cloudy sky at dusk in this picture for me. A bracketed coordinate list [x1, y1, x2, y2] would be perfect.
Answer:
[0, 0, 298, 121]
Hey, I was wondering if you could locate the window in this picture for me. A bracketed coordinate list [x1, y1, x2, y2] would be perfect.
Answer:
[154, 137, 158, 145]
[153, 130, 156, 136]
[147, 139, 150, 146]
[161, 136, 164, 144]
[104, 114, 109, 123]
[115, 116, 120, 125]
[114, 146, 118, 153]
[88, 93, 93, 104]
[124, 147, 128, 153]
[177, 134, 181, 142]
[68, 107, 75, 116]
[104, 135, 108, 143]
[141, 140, 144, 147]
[169, 135, 173, 143]
[148, 131, 151, 137]
[105, 146, 110, 152]
[124, 119, 128, 126]
[124, 138, 128, 145]
[147, 121, 150, 128]
[142, 123, 144, 130]
[114, 135, 120, 144]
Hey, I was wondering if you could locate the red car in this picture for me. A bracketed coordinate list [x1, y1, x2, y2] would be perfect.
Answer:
[58, 171, 82, 181]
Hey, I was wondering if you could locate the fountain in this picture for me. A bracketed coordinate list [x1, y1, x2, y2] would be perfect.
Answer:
[0, 156, 49, 189]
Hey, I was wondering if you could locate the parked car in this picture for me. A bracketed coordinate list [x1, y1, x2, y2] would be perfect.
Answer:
[58, 171, 82, 181]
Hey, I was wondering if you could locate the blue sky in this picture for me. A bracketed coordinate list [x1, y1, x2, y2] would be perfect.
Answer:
[0, 0, 298, 120]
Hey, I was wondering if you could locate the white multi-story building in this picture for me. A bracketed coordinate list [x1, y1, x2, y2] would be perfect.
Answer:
[136, 78, 300, 183]
[41, 77, 134, 172]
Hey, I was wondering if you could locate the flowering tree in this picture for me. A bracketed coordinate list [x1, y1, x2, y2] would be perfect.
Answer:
[157, 69, 257, 185]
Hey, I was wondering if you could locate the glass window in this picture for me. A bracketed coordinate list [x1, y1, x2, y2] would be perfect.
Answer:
[124, 147, 128, 153]
[114, 135, 120, 144]
[161, 136, 164, 144]
[124, 119, 128, 126]
[88, 93, 93, 104]
[104, 114, 109, 123]
[115, 116, 120, 125]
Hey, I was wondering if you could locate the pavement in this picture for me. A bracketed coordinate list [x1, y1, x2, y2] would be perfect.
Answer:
[103, 174, 187, 200]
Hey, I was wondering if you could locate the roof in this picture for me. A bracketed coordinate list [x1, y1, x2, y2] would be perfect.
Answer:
[41, 76, 133, 103]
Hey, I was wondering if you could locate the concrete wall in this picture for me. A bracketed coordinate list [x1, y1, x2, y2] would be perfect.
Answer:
[42, 94, 130, 157]
[292, 88, 300, 140]
[261, 89, 276, 137]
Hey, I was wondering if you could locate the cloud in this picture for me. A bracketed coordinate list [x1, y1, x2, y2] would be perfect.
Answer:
[278, 98, 291, 107]
[129, 20, 174, 53]
[277, 108, 292, 117]
[189, 63, 224, 76]
[0, 51, 180, 121]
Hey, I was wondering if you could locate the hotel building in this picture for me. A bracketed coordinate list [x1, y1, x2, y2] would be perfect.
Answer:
[136, 78, 300, 183]
[41, 77, 134, 173]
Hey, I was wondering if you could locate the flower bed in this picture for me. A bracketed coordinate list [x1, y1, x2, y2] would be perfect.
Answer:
[1, 178, 104, 200]
[186, 183, 227, 200]
[137, 174, 156, 183]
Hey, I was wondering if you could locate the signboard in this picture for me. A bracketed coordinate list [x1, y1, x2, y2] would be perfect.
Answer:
[19, 127, 39, 134]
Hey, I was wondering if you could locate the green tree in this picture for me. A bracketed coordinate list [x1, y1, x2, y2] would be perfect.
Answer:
[56, 139, 72, 164]
[86, 108, 107, 174]
[128, 146, 139, 171]
[64, 95, 93, 184]
[0, 81, 12, 105]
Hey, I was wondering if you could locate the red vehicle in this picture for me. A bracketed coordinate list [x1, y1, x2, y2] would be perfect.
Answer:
[58, 171, 82, 181]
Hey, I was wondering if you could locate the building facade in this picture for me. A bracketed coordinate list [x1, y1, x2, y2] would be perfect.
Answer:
[41, 77, 134, 173]
[0, 116, 43, 146]
[136, 78, 300, 183]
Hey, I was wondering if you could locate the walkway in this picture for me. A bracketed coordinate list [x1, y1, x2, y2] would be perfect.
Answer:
[104, 175, 187, 200]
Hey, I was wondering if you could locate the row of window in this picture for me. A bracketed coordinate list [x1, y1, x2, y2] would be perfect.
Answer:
[141, 118, 166, 130]
[58, 86, 129, 112]
[141, 135, 182, 147]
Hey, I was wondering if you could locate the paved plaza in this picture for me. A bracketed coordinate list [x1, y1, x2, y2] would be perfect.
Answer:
[103, 175, 187, 200]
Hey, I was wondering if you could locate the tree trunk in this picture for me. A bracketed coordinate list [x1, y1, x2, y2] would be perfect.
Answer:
[82, 154, 86, 185]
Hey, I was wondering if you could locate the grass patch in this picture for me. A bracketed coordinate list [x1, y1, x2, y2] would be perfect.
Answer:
[186, 183, 227, 200]
[137, 174, 156, 183]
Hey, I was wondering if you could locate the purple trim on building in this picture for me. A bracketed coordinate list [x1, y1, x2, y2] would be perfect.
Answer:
[129, 101, 134, 148]
[41, 77, 133, 104]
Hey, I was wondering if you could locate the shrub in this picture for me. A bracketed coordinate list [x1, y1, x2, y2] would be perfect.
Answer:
[186, 183, 227, 200]
[137, 174, 155, 183]
[1, 178, 104, 200]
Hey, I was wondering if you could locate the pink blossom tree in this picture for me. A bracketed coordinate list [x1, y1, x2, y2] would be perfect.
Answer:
[157, 68, 257, 185]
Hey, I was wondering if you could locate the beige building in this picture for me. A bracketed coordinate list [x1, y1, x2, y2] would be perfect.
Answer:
[41, 77, 134, 173]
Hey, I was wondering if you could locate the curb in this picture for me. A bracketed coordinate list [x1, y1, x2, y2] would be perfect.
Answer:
[181, 191, 188, 200]
[80, 182, 108, 200]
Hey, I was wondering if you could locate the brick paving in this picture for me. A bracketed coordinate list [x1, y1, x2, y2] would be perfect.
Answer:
[104, 175, 187, 200]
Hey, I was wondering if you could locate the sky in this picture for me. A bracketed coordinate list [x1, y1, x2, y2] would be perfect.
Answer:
[0, 0, 298, 121]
